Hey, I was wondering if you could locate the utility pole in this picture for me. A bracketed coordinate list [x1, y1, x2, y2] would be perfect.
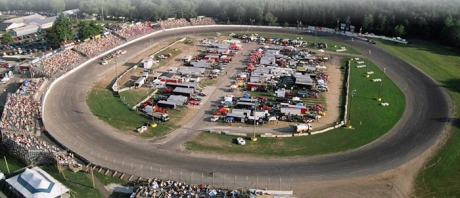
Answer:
[252, 99, 258, 142]
[377, 68, 386, 101]
[366, 50, 371, 77]
[335, 18, 339, 48]
[347, 90, 357, 129]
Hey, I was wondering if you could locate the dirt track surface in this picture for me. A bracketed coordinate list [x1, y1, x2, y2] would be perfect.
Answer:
[42, 26, 451, 197]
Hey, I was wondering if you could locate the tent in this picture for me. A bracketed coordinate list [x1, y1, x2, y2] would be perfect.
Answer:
[6, 167, 69, 198]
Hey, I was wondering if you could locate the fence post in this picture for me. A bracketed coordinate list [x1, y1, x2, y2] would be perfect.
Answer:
[223, 175, 226, 187]
[256, 177, 258, 189]
[191, 173, 193, 184]
[267, 178, 270, 190]
[201, 173, 203, 185]
[180, 171, 182, 182]
[234, 175, 236, 189]
[279, 178, 281, 190]
[169, 170, 172, 180]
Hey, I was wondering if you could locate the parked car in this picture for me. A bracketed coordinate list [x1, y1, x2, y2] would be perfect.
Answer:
[210, 116, 220, 122]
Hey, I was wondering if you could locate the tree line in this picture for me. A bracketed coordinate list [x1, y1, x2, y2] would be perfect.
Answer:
[1, 0, 460, 48]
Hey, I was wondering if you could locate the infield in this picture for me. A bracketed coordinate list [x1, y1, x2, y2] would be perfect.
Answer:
[185, 57, 406, 157]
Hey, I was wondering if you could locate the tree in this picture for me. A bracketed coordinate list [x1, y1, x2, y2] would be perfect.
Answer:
[362, 14, 374, 32]
[79, 1, 99, 15]
[0, 32, 14, 44]
[46, 13, 73, 48]
[50, 0, 66, 13]
[394, 24, 405, 37]
[265, 12, 278, 26]
[235, 6, 246, 24]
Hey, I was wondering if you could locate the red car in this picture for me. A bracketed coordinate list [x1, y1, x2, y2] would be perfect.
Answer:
[188, 100, 200, 105]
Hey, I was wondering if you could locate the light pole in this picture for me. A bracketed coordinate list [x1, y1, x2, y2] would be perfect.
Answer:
[377, 68, 386, 101]
[366, 50, 371, 77]
[250, 18, 255, 33]
[347, 89, 357, 129]
[252, 99, 258, 142]
[349, 38, 354, 60]
[335, 18, 339, 48]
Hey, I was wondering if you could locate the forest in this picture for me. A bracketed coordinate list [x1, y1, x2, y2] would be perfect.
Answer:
[1, 0, 460, 47]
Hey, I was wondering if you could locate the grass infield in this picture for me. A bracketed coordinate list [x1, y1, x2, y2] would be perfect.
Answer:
[185, 57, 405, 157]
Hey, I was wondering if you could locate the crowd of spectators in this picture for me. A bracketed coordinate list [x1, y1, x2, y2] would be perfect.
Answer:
[74, 34, 124, 58]
[116, 22, 157, 41]
[1, 132, 75, 165]
[190, 17, 216, 26]
[158, 18, 191, 29]
[0, 91, 41, 132]
[132, 178, 241, 197]
[32, 49, 84, 77]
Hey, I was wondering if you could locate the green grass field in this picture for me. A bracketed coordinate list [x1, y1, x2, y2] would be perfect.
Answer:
[40, 166, 104, 198]
[200, 32, 360, 55]
[376, 40, 460, 197]
[86, 82, 180, 138]
[185, 57, 405, 156]
[119, 88, 153, 107]
[93, 172, 127, 186]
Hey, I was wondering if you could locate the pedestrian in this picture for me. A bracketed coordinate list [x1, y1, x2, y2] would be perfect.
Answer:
[226, 71, 228, 75]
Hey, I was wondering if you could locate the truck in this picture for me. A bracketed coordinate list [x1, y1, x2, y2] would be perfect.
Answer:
[152, 113, 169, 122]
[293, 123, 313, 133]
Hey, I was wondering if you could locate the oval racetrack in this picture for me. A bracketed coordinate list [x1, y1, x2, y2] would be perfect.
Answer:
[43, 26, 450, 185]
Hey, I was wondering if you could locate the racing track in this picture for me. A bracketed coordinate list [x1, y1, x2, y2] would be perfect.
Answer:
[43, 26, 450, 186]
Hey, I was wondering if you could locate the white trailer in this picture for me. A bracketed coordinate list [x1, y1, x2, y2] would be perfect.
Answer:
[293, 123, 313, 133]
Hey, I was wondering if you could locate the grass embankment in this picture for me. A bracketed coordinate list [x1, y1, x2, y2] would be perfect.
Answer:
[87, 81, 181, 138]
[119, 88, 152, 107]
[200, 32, 361, 55]
[376, 40, 460, 197]
[185, 58, 405, 156]
[40, 166, 104, 198]
[155, 47, 182, 67]
[93, 171, 126, 186]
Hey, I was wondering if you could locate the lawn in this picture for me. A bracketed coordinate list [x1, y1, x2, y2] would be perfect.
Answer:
[86, 81, 180, 139]
[155, 47, 182, 67]
[200, 32, 361, 55]
[40, 166, 104, 198]
[199, 79, 218, 87]
[93, 171, 127, 186]
[119, 88, 153, 108]
[185, 57, 405, 156]
[376, 39, 460, 197]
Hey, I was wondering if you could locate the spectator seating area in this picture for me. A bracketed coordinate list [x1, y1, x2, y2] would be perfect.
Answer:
[74, 34, 124, 58]
[32, 49, 84, 77]
[190, 17, 216, 26]
[0, 79, 43, 132]
[133, 178, 241, 197]
[116, 22, 156, 41]
[158, 18, 191, 29]
[1, 132, 76, 165]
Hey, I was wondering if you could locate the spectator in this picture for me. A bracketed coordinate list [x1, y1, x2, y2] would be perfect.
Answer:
[158, 18, 191, 29]
[190, 17, 216, 26]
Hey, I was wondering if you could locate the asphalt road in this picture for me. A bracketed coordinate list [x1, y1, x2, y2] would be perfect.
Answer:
[43, 26, 450, 187]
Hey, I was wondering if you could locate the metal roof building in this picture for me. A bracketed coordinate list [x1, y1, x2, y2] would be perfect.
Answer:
[10, 24, 40, 37]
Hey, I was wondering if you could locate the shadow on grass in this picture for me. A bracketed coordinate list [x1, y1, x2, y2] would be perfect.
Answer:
[441, 79, 460, 95]
[431, 118, 460, 129]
